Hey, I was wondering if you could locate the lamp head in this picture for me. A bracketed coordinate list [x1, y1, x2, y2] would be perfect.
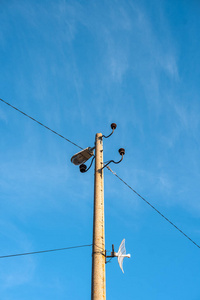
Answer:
[71, 147, 94, 165]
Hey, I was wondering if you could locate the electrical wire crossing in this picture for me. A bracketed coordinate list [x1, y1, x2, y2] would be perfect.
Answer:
[1, 97, 199, 250]
[106, 165, 200, 250]
[0, 244, 92, 259]
[0, 98, 83, 150]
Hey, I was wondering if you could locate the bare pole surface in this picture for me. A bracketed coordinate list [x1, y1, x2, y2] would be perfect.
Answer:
[91, 133, 106, 300]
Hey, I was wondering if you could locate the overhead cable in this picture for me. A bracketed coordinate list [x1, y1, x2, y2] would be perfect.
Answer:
[106, 165, 200, 249]
[0, 98, 83, 150]
[0, 244, 92, 259]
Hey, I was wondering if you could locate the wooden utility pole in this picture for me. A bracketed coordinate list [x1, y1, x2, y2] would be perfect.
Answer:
[70, 124, 127, 299]
[91, 133, 106, 300]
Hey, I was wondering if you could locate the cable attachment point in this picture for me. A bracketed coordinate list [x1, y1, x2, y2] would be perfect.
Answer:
[102, 123, 117, 139]
[79, 164, 87, 173]
[111, 123, 117, 130]
[102, 148, 125, 169]
[118, 148, 125, 156]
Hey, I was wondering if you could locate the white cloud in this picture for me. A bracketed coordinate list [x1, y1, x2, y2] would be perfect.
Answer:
[160, 54, 179, 79]
[174, 103, 200, 132]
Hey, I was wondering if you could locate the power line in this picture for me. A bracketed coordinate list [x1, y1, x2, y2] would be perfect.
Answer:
[1, 97, 199, 250]
[0, 244, 92, 259]
[0, 98, 83, 150]
[106, 165, 200, 249]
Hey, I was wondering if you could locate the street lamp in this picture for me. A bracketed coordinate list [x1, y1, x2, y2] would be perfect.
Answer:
[70, 147, 94, 165]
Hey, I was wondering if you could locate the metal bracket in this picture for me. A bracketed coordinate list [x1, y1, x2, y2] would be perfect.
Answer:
[79, 156, 95, 173]
[102, 148, 125, 169]
[102, 123, 117, 138]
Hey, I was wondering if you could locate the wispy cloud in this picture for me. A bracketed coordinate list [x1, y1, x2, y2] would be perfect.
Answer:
[174, 103, 200, 133]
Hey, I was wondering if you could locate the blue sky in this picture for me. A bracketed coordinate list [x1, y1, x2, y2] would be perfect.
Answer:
[0, 0, 200, 299]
